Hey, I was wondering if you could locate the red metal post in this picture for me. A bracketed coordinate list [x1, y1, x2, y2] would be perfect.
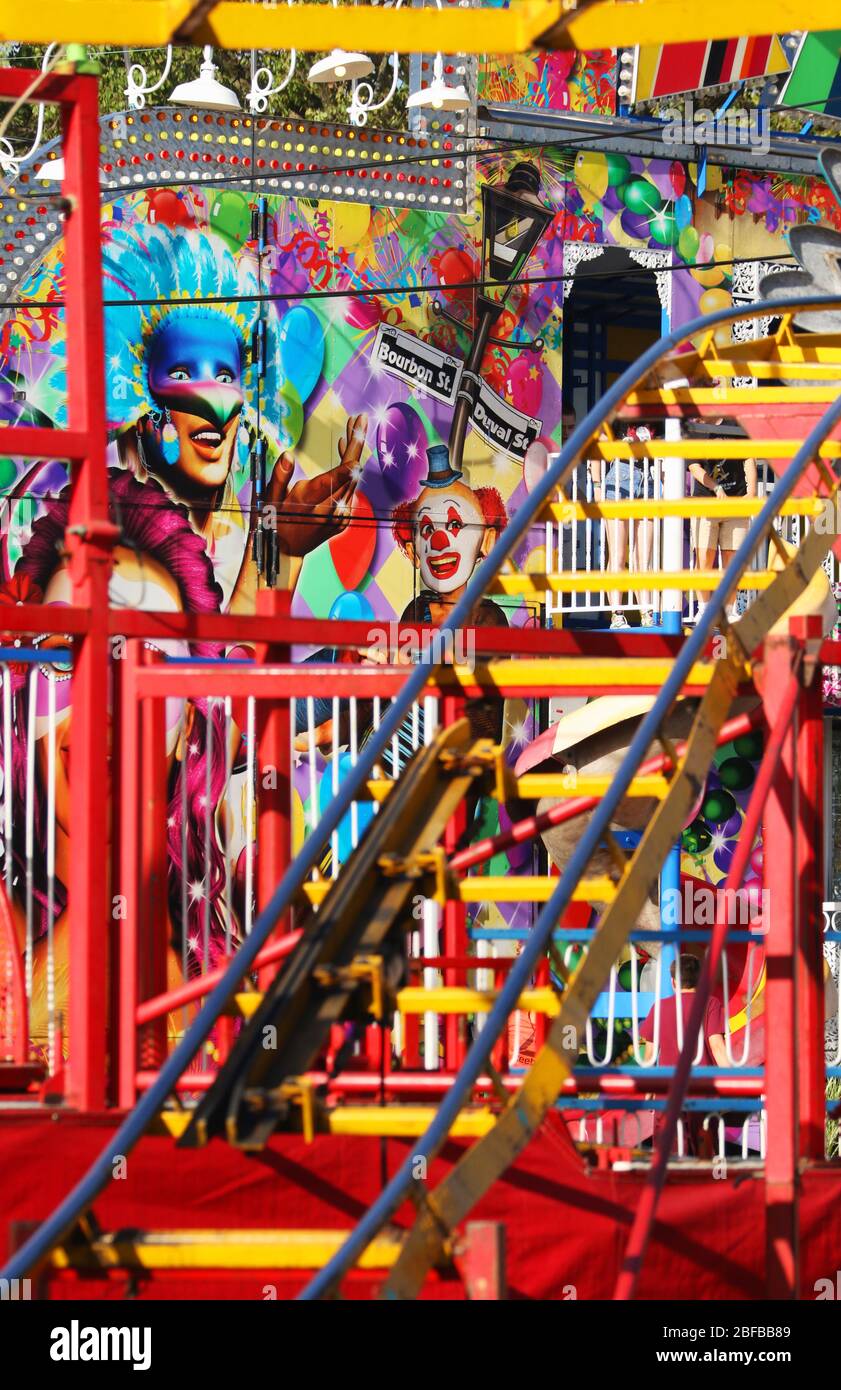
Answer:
[762, 630, 800, 1299]
[255, 588, 292, 992]
[61, 76, 118, 1110]
[442, 692, 468, 1069]
[116, 642, 141, 1110]
[791, 618, 826, 1162]
[137, 683, 169, 1076]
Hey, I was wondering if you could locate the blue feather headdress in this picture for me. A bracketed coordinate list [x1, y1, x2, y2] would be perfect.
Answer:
[101, 225, 281, 437]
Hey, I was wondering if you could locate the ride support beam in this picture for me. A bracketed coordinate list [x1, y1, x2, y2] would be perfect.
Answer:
[762, 631, 801, 1300]
[791, 617, 827, 1161]
[255, 588, 292, 994]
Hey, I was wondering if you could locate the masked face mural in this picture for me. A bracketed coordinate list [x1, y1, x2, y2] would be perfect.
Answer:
[414, 486, 486, 595]
[144, 315, 245, 493]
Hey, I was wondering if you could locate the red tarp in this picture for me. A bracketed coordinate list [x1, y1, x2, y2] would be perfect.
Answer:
[2, 1112, 840, 1299]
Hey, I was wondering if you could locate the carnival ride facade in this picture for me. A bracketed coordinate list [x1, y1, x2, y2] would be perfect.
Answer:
[0, 11, 840, 1300]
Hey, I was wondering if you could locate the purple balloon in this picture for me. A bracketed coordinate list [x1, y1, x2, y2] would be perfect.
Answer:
[713, 844, 736, 875]
[602, 185, 623, 214]
[375, 402, 429, 502]
[721, 812, 743, 837]
[620, 208, 650, 241]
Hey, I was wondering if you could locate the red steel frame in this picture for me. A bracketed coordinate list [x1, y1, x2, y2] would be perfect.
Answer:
[0, 71, 115, 1111]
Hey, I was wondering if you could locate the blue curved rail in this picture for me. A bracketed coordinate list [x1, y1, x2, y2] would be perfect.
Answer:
[3, 291, 840, 1284]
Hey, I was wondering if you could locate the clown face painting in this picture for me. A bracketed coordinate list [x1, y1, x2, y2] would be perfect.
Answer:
[415, 484, 486, 595]
[392, 445, 509, 615]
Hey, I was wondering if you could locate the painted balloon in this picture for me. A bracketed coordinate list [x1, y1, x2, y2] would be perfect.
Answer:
[601, 184, 624, 215]
[328, 488, 376, 590]
[702, 788, 737, 824]
[674, 194, 693, 231]
[328, 590, 375, 624]
[374, 402, 428, 500]
[435, 247, 478, 307]
[276, 379, 304, 450]
[620, 208, 650, 241]
[622, 177, 663, 218]
[699, 287, 732, 315]
[318, 752, 376, 862]
[505, 355, 543, 416]
[718, 756, 755, 792]
[648, 209, 679, 246]
[574, 151, 609, 208]
[677, 224, 700, 264]
[208, 190, 251, 250]
[606, 153, 632, 187]
[332, 201, 371, 248]
[734, 729, 764, 760]
[523, 435, 555, 492]
[670, 161, 687, 198]
[279, 305, 325, 403]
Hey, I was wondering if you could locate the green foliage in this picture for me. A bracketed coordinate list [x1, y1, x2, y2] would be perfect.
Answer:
[828, 1074, 841, 1159]
[0, 42, 407, 155]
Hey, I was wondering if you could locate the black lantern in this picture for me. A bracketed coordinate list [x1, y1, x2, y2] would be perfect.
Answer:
[480, 162, 553, 306]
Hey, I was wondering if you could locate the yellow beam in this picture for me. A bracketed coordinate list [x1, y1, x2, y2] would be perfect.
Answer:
[397, 986, 560, 1016]
[455, 874, 618, 902]
[0, 0, 563, 52]
[628, 388, 841, 410]
[492, 570, 773, 594]
[442, 656, 714, 688]
[542, 498, 825, 523]
[52, 1228, 403, 1270]
[326, 1106, 496, 1138]
[4, 1, 839, 53]
[516, 772, 670, 798]
[589, 440, 841, 459]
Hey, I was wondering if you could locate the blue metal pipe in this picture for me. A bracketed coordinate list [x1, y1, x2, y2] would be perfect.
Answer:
[3, 290, 839, 1285]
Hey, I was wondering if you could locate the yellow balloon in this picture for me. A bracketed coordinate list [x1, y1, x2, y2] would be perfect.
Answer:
[699, 287, 732, 315]
[332, 200, 371, 248]
[574, 151, 609, 210]
[691, 264, 726, 287]
[524, 545, 547, 574]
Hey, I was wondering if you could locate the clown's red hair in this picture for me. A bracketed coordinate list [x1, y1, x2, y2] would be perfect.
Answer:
[391, 485, 508, 554]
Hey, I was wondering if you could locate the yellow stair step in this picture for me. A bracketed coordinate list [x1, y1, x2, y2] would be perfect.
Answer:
[52, 1228, 402, 1271]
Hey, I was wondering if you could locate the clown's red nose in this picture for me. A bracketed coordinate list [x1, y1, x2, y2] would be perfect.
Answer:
[431, 530, 449, 551]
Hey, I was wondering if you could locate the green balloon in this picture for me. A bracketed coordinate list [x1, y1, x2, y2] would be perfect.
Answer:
[276, 380, 304, 450]
[606, 153, 632, 187]
[649, 208, 680, 246]
[618, 961, 634, 991]
[734, 729, 764, 760]
[622, 177, 663, 217]
[702, 788, 737, 824]
[718, 756, 754, 792]
[682, 818, 711, 854]
[208, 190, 252, 251]
[677, 224, 700, 263]
[0, 457, 16, 491]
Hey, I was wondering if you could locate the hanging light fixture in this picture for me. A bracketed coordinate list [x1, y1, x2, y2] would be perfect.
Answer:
[308, 47, 374, 84]
[126, 44, 174, 110]
[308, 4, 374, 84]
[169, 45, 241, 112]
[407, 52, 469, 112]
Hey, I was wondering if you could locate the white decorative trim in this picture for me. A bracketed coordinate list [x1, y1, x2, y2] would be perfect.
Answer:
[627, 248, 672, 318]
[562, 242, 604, 298]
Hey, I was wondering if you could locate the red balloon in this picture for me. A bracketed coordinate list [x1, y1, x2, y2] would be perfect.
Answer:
[434, 247, 478, 307]
[328, 488, 376, 590]
[505, 355, 543, 417]
[670, 161, 686, 198]
[146, 190, 194, 228]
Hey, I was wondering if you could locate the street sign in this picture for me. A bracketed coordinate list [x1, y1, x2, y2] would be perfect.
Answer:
[470, 378, 541, 462]
[372, 324, 463, 405]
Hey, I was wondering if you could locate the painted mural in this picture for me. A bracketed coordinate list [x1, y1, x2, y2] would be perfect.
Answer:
[478, 48, 617, 114]
[0, 146, 835, 1037]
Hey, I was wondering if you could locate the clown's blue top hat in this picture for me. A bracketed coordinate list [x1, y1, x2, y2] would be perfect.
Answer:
[422, 443, 463, 488]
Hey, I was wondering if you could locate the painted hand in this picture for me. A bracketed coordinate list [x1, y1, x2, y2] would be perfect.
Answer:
[267, 412, 368, 557]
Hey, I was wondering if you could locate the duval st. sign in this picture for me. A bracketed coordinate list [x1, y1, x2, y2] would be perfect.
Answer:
[470, 378, 541, 462]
